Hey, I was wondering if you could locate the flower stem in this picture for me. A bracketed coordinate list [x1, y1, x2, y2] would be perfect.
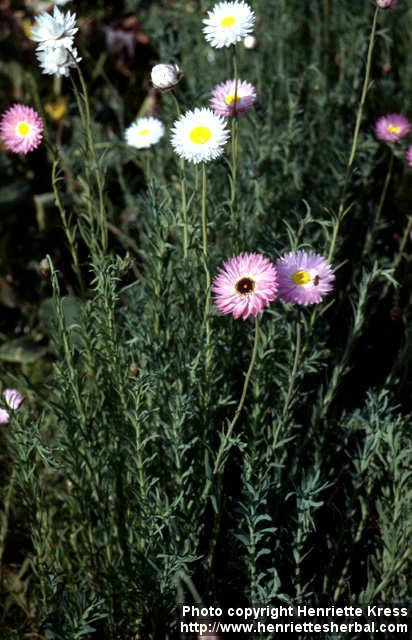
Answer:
[269, 316, 300, 459]
[171, 93, 181, 118]
[347, 11, 379, 170]
[75, 63, 108, 253]
[362, 151, 394, 260]
[201, 164, 212, 376]
[181, 161, 189, 259]
[171, 94, 189, 258]
[328, 7, 379, 263]
[230, 45, 240, 244]
[303, 8, 380, 339]
[372, 547, 412, 600]
[144, 151, 152, 182]
[333, 493, 370, 601]
[0, 467, 16, 564]
[381, 210, 412, 300]
[282, 317, 301, 418]
[213, 315, 260, 476]
[52, 159, 85, 294]
[201, 315, 261, 504]
[396, 214, 412, 263]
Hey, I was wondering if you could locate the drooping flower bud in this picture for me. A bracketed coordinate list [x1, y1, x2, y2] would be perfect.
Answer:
[4, 389, 24, 410]
[151, 63, 182, 91]
[243, 34, 257, 50]
[376, 0, 398, 8]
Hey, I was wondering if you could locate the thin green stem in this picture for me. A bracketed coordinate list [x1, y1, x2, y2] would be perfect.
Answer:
[269, 317, 301, 460]
[333, 476, 373, 601]
[52, 159, 85, 294]
[213, 315, 260, 476]
[372, 547, 411, 600]
[394, 214, 412, 268]
[201, 315, 261, 504]
[195, 165, 199, 192]
[328, 7, 379, 263]
[362, 151, 394, 261]
[178, 571, 203, 605]
[201, 164, 212, 377]
[144, 151, 152, 182]
[303, 8, 380, 339]
[381, 211, 412, 300]
[282, 319, 301, 418]
[348, 10, 379, 169]
[171, 93, 181, 118]
[75, 62, 108, 252]
[230, 45, 240, 242]
[181, 161, 189, 259]
[172, 94, 189, 258]
[0, 468, 16, 564]
[201, 164, 208, 260]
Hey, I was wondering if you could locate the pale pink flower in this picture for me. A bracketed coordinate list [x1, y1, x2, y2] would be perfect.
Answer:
[210, 79, 256, 117]
[212, 252, 278, 320]
[4, 389, 24, 410]
[0, 409, 10, 425]
[276, 251, 335, 305]
[0, 104, 43, 154]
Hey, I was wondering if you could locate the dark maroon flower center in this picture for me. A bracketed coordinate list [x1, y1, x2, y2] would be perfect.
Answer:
[235, 277, 256, 295]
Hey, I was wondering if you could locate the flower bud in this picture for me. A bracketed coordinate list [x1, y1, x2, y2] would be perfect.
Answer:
[4, 389, 24, 410]
[38, 257, 51, 278]
[243, 35, 257, 50]
[376, 0, 398, 7]
[151, 63, 182, 91]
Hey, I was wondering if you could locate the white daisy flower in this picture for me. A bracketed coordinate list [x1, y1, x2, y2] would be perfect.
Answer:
[125, 117, 165, 149]
[53, 0, 72, 5]
[36, 45, 81, 77]
[31, 5, 78, 51]
[203, 1, 255, 49]
[171, 107, 230, 164]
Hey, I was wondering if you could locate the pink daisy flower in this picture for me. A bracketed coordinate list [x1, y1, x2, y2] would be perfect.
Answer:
[0, 104, 44, 154]
[4, 389, 23, 410]
[406, 145, 412, 167]
[212, 252, 278, 320]
[0, 409, 10, 425]
[210, 79, 256, 117]
[276, 251, 335, 306]
[376, 0, 398, 7]
[375, 114, 410, 143]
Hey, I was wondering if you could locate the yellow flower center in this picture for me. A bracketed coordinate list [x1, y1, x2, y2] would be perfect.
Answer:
[139, 128, 151, 137]
[291, 270, 311, 286]
[17, 122, 30, 136]
[225, 94, 241, 105]
[387, 125, 401, 134]
[235, 276, 256, 295]
[189, 126, 212, 145]
[221, 15, 236, 27]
